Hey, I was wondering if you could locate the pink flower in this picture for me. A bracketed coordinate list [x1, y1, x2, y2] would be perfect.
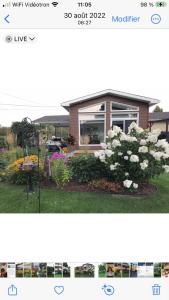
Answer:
[50, 152, 65, 160]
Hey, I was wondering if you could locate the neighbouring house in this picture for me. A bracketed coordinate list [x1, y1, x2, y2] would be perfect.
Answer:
[149, 112, 169, 132]
[34, 89, 160, 150]
[33, 115, 70, 140]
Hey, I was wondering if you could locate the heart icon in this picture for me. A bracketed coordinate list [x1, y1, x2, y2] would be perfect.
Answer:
[54, 286, 64, 295]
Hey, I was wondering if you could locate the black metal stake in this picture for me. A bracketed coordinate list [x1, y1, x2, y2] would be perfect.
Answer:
[21, 117, 41, 213]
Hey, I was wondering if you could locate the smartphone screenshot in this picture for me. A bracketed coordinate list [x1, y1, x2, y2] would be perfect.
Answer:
[0, 0, 169, 299]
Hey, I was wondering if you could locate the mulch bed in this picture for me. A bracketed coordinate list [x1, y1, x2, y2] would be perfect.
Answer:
[41, 179, 157, 196]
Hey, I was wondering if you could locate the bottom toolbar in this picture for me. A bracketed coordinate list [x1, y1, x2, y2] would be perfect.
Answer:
[0, 279, 168, 299]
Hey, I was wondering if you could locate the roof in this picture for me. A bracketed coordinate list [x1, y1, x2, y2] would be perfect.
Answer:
[33, 115, 69, 126]
[149, 112, 169, 122]
[61, 89, 160, 110]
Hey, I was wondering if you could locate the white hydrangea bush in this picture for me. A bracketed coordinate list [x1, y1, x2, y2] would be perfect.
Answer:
[95, 122, 169, 190]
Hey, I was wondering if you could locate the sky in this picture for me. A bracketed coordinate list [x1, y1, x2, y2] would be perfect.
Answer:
[0, 29, 169, 126]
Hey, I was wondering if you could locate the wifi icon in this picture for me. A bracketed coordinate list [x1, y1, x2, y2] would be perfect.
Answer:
[52, 2, 59, 7]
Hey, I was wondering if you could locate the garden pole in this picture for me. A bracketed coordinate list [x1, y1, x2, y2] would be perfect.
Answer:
[37, 130, 41, 213]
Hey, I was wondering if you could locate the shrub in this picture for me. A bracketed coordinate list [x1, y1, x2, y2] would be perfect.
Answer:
[8, 169, 42, 185]
[15, 147, 24, 159]
[68, 154, 106, 183]
[0, 156, 8, 170]
[0, 147, 23, 164]
[51, 159, 71, 188]
[0, 154, 8, 182]
[95, 122, 169, 190]
[0, 136, 7, 148]
[8, 155, 43, 185]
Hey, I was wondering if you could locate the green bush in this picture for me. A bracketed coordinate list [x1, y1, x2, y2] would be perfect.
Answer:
[0, 156, 8, 170]
[68, 154, 106, 183]
[0, 137, 8, 149]
[0, 148, 23, 164]
[0, 153, 8, 182]
[51, 159, 71, 188]
[15, 147, 24, 159]
[8, 169, 43, 185]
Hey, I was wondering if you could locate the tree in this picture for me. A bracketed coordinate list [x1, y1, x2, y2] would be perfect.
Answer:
[11, 119, 37, 148]
[153, 105, 163, 112]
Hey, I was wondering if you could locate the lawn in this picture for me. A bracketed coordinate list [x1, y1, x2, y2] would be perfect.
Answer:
[0, 174, 169, 213]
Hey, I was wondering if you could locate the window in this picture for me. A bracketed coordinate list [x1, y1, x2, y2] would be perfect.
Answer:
[112, 120, 125, 131]
[111, 102, 139, 133]
[79, 113, 105, 145]
[112, 113, 138, 119]
[111, 112, 138, 133]
[79, 102, 105, 113]
[111, 101, 139, 111]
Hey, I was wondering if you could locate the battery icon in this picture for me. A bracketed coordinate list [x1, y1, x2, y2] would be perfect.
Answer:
[155, 1, 167, 6]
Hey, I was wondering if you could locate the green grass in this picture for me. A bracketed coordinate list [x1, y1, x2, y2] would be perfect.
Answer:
[0, 174, 169, 213]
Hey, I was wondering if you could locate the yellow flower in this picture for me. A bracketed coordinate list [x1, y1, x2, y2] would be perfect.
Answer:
[9, 155, 38, 172]
[62, 147, 69, 153]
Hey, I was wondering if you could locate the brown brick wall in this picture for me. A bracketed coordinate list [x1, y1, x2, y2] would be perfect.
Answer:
[69, 95, 149, 150]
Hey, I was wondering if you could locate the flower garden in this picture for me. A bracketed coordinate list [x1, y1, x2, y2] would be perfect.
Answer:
[1, 122, 169, 213]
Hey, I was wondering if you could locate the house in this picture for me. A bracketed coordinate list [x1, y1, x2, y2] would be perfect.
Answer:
[149, 112, 169, 132]
[61, 89, 159, 149]
[34, 89, 160, 150]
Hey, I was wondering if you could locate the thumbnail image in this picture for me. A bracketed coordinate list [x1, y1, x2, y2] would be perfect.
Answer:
[32, 263, 40, 277]
[137, 263, 154, 278]
[114, 264, 122, 278]
[137, 263, 146, 278]
[105, 263, 122, 278]
[24, 263, 32, 277]
[55, 263, 63, 278]
[0, 263, 7, 277]
[98, 264, 106, 278]
[130, 263, 138, 278]
[38, 263, 47, 277]
[162, 263, 169, 278]
[106, 263, 115, 278]
[32, 263, 47, 277]
[154, 263, 162, 278]
[47, 263, 55, 277]
[16, 263, 24, 277]
[122, 263, 130, 278]
[75, 263, 95, 278]
[7, 263, 16, 278]
[63, 263, 71, 278]
[145, 263, 154, 278]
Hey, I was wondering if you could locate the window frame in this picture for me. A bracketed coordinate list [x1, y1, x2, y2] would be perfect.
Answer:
[111, 112, 139, 133]
[78, 101, 106, 113]
[78, 112, 106, 146]
[111, 101, 139, 133]
[111, 101, 139, 112]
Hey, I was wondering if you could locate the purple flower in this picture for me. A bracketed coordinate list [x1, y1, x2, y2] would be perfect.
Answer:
[0, 148, 7, 153]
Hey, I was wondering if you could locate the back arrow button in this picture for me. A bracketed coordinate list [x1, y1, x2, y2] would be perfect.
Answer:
[4, 15, 10, 24]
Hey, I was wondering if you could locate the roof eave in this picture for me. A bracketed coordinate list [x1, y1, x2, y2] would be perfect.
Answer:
[62, 99, 160, 110]
[61, 90, 160, 108]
